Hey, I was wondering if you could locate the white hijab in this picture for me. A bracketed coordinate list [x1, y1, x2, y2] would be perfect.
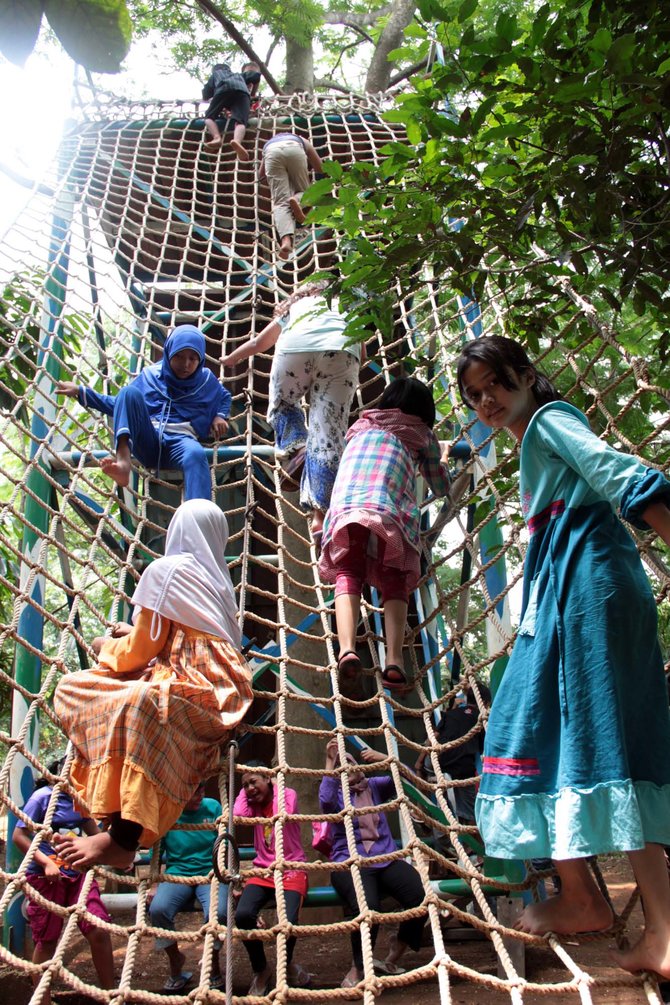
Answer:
[131, 499, 241, 647]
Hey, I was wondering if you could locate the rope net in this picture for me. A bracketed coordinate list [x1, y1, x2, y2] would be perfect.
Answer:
[0, 92, 668, 1004]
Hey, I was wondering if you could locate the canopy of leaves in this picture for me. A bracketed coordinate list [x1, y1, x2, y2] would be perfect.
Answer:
[126, 0, 410, 90]
[309, 0, 670, 375]
[0, 0, 132, 72]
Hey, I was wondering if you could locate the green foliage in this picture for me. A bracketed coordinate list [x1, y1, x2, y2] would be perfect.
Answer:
[312, 0, 670, 369]
[0, 0, 132, 72]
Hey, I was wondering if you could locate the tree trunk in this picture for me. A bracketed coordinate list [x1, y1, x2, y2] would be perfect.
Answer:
[284, 36, 315, 93]
[364, 0, 417, 93]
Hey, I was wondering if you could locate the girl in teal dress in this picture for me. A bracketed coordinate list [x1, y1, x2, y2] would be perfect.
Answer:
[456, 335, 670, 977]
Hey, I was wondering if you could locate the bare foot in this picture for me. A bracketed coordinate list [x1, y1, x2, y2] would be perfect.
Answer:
[205, 137, 223, 150]
[100, 455, 131, 487]
[52, 831, 137, 870]
[515, 891, 613, 935]
[288, 196, 306, 223]
[278, 237, 293, 260]
[230, 139, 249, 161]
[613, 927, 670, 979]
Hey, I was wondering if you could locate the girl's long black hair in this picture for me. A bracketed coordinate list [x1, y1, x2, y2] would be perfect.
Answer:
[456, 336, 560, 408]
[378, 376, 436, 428]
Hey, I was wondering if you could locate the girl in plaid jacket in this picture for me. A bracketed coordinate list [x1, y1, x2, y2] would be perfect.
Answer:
[318, 378, 452, 692]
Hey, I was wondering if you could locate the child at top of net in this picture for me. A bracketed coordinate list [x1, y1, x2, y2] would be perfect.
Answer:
[456, 334, 670, 976]
[13, 761, 115, 1004]
[57, 324, 231, 501]
[318, 376, 453, 693]
[202, 62, 262, 160]
[52, 499, 253, 870]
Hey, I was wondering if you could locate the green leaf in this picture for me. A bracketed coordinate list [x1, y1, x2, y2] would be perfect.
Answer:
[458, 0, 478, 24]
[301, 177, 336, 206]
[605, 32, 635, 72]
[405, 118, 422, 145]
[0, 0, 44, 66]
[44, 0, 132, 73]
[321, 160, 343, 181]
[589, 27, 612, 53]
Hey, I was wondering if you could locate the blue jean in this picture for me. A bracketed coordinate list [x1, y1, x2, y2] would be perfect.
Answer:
[114, 384, 212, 500]
[149, 880, 229, 950]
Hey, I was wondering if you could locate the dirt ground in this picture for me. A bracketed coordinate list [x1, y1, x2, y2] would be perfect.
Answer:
[1, 856, 669, 1004]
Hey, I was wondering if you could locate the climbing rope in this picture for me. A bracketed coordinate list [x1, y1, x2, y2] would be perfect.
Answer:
[0, 92, 668, 1005]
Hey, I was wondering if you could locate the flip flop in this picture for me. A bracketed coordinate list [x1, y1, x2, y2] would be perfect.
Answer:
[247, 972, 273, 996]
[287, 962, 312, 987]
[381, 664, 410, 692]
[163, 971, 194, 992]
[373, 958, 406, 976]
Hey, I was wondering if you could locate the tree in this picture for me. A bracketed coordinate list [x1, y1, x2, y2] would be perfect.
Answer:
[306, 0, 670, 381]
[127, 0, 423, 94]
[0, 0, 132, 72]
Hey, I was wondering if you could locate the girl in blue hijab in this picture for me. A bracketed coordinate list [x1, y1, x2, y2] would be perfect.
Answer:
[57, 325, 231, 500]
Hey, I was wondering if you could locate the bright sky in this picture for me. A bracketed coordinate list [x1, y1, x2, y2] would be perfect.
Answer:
[0, 35, 199, 238]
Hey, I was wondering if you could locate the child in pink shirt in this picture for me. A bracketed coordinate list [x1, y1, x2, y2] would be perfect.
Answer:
[233, 762, 310, 995]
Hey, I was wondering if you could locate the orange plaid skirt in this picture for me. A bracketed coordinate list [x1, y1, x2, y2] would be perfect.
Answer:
[55, 623, 253, 846]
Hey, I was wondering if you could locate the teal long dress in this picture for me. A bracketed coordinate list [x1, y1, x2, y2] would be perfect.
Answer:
[476, 402, 670, 860]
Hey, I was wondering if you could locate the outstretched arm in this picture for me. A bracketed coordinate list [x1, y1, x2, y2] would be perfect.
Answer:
[222, 319, 282, 368]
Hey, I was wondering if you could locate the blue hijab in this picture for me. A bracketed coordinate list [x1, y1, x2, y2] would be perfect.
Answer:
[135, 325, 228, 439]
[161, 325, 206, 396]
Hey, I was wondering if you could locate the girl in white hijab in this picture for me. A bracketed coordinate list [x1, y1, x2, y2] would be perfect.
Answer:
[54, 500, 253, 869]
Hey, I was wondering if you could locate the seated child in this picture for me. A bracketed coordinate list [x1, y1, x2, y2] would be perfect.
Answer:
[259, 132, 323, 258]
[149, 783, 228, 992]
[234, 762, 311, 995]
[57, 325, 231, 501]
[14, 764, 115, 1005]
[53, 500, 253, 869]
[319, 740, 426, 987]
[202, 62, 261, 159]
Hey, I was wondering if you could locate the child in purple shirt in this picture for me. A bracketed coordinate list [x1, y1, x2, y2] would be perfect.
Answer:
[319, 740, 426, 987]
[14, 778, 114, 1004]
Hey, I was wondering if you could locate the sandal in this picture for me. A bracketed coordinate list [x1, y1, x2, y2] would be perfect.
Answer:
[247, 972, 273, 996]
[163, 971, 194, 992]
[337, 650, 362, 681]
[373, 958, 406, 976]
[381, 664, 409, 692]
[287, 962, 312, 987]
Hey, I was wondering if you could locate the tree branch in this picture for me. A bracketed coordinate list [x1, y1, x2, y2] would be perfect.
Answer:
[388, 57, 428, 87]
[323, 7, 392, 28]
[194, 0, 282, 93]
[314, 77, 365, 97]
